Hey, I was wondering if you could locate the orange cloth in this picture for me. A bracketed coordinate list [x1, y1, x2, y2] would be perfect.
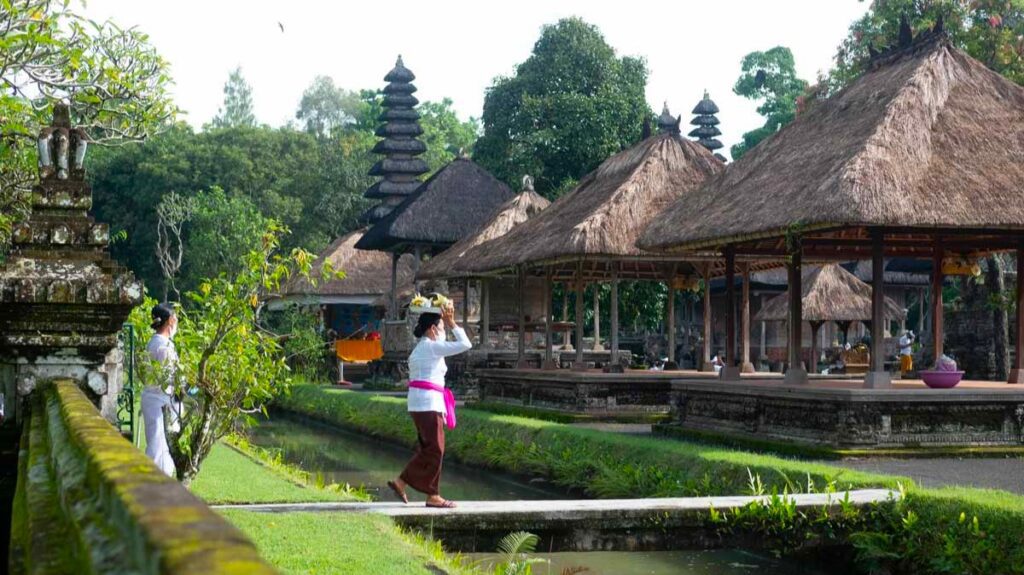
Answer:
[336, 339, 383, 362]
[900, 354, 913, 373]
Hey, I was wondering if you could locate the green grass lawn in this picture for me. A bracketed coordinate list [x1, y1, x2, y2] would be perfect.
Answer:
[221, 510, 466, 575]
[190, 443, 355, 504]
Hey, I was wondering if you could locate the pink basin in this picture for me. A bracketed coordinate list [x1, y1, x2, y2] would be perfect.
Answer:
[920, 370, 964, 388]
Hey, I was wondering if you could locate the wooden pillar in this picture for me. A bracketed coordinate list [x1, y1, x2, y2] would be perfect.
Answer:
[741, 264, 754, 373]
[759, 294, 767, 367]
[701, 265, 713, 371]
[865, 229, 891, 388]
[592, 282, 604, 351]
[480, 278, 491, 350]
[573, 262, 586, 371]
[543, 267, 557, 370]
[1010, 243, 1024, 383]
[516, 265, 529, 369]
[809, 321, 823, 375]
[666, 264, 677, 366]
[389, 252, 399, 320]
[785, 238, 807, 384]
[722, 248, 740, 379]
[609, 265, 621, 372]
[561, 284, 572, 351]
[932, 239, 944, 366]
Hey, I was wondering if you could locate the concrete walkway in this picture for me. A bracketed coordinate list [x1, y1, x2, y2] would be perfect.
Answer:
[212, 488, 897, 517]
[822, 457, 1024, 494]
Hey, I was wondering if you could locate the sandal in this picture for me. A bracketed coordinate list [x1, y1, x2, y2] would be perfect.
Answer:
[425, 499, 457, 508]
[386, 480, 409, 504]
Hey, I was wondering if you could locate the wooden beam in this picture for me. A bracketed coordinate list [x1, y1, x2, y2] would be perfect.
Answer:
[1011, 243, 1024, 383]
[543, 267, 556, 370]
[610, 264, 620, 369]
[516, 265, 529, 369]
[932, 238, 944, 366]
[573, 261, 586, 371]
[741, 263, 754, 372]
[865, 230, 891, 388]
[667, 263, 677, 365]
[592, 282, 604, 351]
[785, 238, 807, 384]
[480, 278, 491, 350]
[722, 247, 738, 379]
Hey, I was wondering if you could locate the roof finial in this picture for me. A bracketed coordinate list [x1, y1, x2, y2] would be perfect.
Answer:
[522, 174, 535, 192]
[657, 102, 678, 134]
[689, 92, 724, 159]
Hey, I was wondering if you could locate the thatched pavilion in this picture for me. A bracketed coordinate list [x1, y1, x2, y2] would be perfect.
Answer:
[268, 230, 415, 334]
[458, 119, 729, 372]
[417, 178, 551, 359]
[641, 28, 1024, 387]
[754, 264, 906, 371]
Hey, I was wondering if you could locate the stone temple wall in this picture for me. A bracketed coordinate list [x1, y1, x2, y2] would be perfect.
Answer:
[8, 379, 273, 574]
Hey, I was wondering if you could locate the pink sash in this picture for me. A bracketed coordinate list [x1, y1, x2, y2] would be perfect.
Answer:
[408, 380, 457, 429]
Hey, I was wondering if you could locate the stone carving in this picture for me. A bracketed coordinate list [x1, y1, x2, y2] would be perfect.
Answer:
[0, 104, 141, 423]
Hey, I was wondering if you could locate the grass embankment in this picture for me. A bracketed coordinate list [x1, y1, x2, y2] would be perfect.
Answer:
[279, 384, 906, 497]
[186, 438, 471, 574]
[277, 384, 1024, 574]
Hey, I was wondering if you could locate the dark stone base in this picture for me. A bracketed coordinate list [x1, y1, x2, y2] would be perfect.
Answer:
[668, 380, 1024, 448]
[476, 369, 674, 416]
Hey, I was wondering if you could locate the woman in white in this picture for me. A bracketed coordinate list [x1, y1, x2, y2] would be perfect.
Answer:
[142, 303, 179, 477]
[388, 303, 471, 508]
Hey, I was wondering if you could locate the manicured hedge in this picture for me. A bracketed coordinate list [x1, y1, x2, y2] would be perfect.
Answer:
[277, 385, 905, 498]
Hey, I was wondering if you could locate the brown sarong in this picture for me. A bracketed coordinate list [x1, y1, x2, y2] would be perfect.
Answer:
[399, 411, 445, 496]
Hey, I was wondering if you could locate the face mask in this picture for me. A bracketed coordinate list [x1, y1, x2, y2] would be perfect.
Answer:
[169, 324, 178, 339]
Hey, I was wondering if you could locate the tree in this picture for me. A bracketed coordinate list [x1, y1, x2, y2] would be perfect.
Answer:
[418, 98, 480, 171]
[295, 75, 361, 138]
[211, 66, 256, 128]
[730, 47, 808, 160]
[0, 0, 175, 254]
[154, 191, 195, 301]
[474, 17, 651, 198]
[829, 0, 1024, 91]
[130, 221, 329, 485]
[181, 187, 269, 288]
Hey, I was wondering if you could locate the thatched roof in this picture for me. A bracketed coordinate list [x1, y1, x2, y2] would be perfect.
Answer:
[640, 38, 1024, 253]
[460, 132, 723, 274]
[355, 157, 516, 252]
[754, 264, 906, 322]
[280, 229, 415, 298]
[417, 187, 551, 280]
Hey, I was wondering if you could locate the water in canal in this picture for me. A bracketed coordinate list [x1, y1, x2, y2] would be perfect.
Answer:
[246, 415, 567, 502]
[247, 415, 835, 575]
[469, 549, 829, 575]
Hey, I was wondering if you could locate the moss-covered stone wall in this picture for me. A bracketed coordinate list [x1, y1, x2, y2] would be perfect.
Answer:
[8, 379, 276, 575]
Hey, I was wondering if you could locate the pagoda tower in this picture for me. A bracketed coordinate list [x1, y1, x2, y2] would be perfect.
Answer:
[689, 91, 726, 161]
[361, 56, 429, 224]
[656, 102, 680, 134]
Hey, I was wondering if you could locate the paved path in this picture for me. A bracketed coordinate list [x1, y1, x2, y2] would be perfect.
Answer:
[823, 457, 1024, 494]
[212, 489, 897, 517]
[569, 423, 653, 434]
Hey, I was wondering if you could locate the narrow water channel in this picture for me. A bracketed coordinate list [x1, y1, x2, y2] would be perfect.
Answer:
[468, 549, 828, 575]
[248, 415, 833, 575]
[246, 415, 568, 502]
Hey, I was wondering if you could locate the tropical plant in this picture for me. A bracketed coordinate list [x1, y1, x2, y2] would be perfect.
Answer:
[129, 221, 331, 484]
[483, 531, 547, 575]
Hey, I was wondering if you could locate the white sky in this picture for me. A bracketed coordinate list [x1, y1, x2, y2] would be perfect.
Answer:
[81, 1, 870, 159]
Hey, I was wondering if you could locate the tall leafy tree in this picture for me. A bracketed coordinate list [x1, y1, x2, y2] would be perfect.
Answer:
[295, 75, 361, 138]
[211, 66, 256, 128]
[0, 0, 175, 254]
[829, 0, 1024, 91]
[474, 17, 651, 198]
[730, 47, 808, 160]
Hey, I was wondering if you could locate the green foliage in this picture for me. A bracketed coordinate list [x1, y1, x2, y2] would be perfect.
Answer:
[295, 75, 362, 138]
[418, 98, 480, 171]
[276, 385, 905, 498]
[263, 305, 331, 382]
[474, 17, 651, 198]
[128, 222, 324, 484]
[730, 47, 808, 160]
[182, 186, 270, 289]
[829, 0, 1024, 91]
[0, 0, 175, 253]
[485, 531, 547, 575]
[211, 66, 256, 128]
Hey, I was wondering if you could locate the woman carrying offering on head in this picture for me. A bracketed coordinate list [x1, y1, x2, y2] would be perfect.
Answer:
[388, 294, 471, 508]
